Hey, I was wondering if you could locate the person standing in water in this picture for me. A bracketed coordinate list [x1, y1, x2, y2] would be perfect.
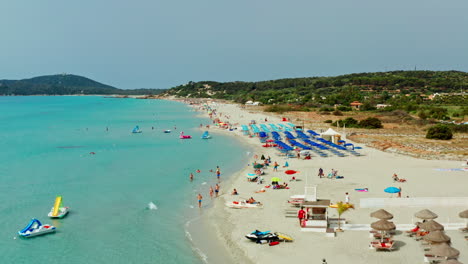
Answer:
[209, 186, 214, 199]
[216, 166, 221, 181]
[189, 173, 194, 181]
[197, 194, 203, 208]
[215, 184, 220, 197]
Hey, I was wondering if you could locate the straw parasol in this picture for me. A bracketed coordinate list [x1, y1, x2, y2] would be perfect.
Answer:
[420, 220, 444, 231]
[459, 209, 468, 218]
[371, 219, 396, 230]
[370, 209, 393, 220]
[415, 209, 438, 220]
[441, 260, 463, 264]
[371, 219, 396, 242]
[423, 230, 451, 243]
[427, 243, 460, 259]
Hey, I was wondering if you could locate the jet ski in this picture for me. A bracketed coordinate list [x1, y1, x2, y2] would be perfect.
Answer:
[18, 218, 56, 238]
[245, 230, 278, 243]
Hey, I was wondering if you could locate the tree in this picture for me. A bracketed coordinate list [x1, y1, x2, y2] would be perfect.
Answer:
[426, 125, 453, 140]
[335, 202, 354, 232]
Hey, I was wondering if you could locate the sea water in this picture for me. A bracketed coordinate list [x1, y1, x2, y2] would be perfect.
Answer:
[0, 96, 249, 264]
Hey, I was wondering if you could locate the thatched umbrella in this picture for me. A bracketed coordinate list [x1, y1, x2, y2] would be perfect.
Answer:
[371, 219, 396, 242]
[423, 230, 451, 244]
[415, 209, 438, 220]
[459, 209, 468, 218]
[370, 209, 393, 220]
[427, 243, 460, 259]
[420, 220, 444, 231]
[441, 259, 463, 264]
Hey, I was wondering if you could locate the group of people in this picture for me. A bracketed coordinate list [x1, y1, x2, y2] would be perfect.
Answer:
[194, 166, 222, 208]
[317, 168, 339, 179]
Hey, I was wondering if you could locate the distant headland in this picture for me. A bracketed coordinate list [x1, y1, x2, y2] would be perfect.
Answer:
[0, 73, 165, 96]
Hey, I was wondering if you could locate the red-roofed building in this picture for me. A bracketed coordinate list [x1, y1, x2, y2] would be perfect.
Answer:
[350, 101, 363, 110]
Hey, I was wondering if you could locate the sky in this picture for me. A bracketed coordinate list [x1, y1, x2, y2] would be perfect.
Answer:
[1, 0, 467, 89]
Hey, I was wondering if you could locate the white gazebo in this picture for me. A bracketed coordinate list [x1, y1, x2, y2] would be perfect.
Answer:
[321, 128, 341, 144]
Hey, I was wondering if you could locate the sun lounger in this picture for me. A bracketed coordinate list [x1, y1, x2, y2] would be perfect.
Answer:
[369, 241, 395, 251]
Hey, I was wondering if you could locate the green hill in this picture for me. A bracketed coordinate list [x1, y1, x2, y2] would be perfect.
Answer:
[0, 74, 164, 95]
[163, 70, 468, 106]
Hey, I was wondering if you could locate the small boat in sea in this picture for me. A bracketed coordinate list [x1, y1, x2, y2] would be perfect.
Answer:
[164, 130, 171, 133]
[48, 196, 69, 218]
[18, 218, 56, 238]
[132, 125, 142, 133]
[179, 131, 192, 139]
[201, 131, 211, 139]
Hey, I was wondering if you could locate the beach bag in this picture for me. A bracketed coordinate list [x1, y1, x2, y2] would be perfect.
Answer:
[269, 241, 280, 246]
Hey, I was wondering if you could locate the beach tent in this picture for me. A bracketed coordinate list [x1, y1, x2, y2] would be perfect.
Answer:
[320, 128, 341, 144]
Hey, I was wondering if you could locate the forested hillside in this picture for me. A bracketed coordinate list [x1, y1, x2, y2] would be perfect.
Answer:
[0, 74, 164, 95]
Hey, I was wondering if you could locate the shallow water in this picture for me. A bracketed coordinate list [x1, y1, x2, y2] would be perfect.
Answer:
[0, 96, 248, 264]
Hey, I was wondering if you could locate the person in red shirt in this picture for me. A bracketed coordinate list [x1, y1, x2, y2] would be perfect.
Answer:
[298, 207, 306, 226]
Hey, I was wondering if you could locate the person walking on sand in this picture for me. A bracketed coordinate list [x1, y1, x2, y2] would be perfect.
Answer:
[298, 207, 306, 227]
[345, 192, 350, 204]
[398, 187, 402, 198]
[273, 162, 278, 172]
[197, 194, 203, 208]
[209, 186, 214, 199]
[189, 173, 194, 181]
[215, 184, 220, 197]
[318, 168, 324, 178]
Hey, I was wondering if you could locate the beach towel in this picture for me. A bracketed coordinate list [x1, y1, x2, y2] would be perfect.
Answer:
[355, 188, 368, 192]
[269, 241, 280, 246]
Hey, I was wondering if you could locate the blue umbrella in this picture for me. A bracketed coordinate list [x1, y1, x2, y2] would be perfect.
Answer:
[384, 187, 400, 193]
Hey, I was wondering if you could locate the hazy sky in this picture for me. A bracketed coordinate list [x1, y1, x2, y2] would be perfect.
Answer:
[1, 0, 467, 89]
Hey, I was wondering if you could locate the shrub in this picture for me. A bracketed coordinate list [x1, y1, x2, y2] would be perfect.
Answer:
[324, 120, 333, 123]
[337, 106, 352, 112]
[359, 117, 383, 129]
[426, 125, 453, 140]
[264, 105, 293, 113]
[319, 106, 334, 112]
[332, 110, 343, 116]
[332, 117, 359, 127]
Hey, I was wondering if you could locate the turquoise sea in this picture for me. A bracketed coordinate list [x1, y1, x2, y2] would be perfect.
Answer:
[0, 96, 249, 264]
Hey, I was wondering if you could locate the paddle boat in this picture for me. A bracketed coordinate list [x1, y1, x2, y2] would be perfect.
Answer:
[48, 196, 69, 219]
[132, 125, 142, 133]
[179, 131, 192, 139]
[201, 131, 211, 139]
[164, 130, 171, 133]
[226, 200, 263, 209]
[18, 218, 56, 238]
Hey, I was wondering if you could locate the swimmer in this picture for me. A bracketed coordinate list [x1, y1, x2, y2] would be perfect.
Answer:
[189, 173, 194, 181]
[196, 169, 201, 173]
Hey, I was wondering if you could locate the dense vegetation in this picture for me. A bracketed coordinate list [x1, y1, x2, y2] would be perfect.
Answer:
[331, 117, 383, 129]
[164, 71, 467, 119]
[0, 74, 165, 95]
[426, 125, 453, 140]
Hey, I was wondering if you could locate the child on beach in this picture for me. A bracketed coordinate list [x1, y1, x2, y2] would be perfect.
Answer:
[298, 207, 306, 226]
[215, 184, 220, 197]
[209, 186, 214, 199]
[318, 168, 324, 178]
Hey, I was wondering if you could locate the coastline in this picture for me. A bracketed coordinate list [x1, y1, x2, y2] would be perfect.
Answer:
[179, 99, 468, 264]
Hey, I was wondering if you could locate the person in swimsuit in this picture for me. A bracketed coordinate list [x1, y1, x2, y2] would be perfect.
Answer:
[197, 194, 203, 208]
[216, 167, 221, 181]
[189, 173, 194, 181]
[215, 184, 220, 197]
[209, 186, 214, 199]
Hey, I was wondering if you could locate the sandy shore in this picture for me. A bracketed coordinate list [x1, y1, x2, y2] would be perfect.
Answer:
[185, 101, 468, 264]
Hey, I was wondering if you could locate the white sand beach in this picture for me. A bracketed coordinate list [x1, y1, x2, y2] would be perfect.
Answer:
[187, 101, 468, 264]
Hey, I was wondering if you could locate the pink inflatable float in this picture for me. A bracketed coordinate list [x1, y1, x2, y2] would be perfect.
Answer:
[179, 131, 192, 139]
